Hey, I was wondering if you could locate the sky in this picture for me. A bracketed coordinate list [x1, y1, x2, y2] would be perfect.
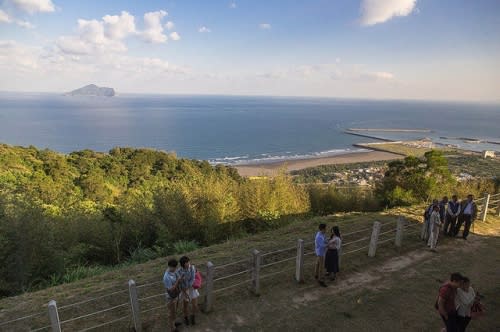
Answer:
[0, 0, 499, 101]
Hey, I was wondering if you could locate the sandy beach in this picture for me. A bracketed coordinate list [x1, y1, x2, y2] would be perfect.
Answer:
[234, 150, 402, 177]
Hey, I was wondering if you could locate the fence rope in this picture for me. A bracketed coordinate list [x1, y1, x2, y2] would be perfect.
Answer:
[60, 302, 129, 325]
[343, 245, 370, 255]
[140, 303, 166, 315]
[30, 325, 51, 332]
[260, 256, 296, 269]
[137, 280, 163, 289]
[139, 292, 166, 303]
[342, 236, 370, 246]
[214, 258, 251, 270]
[213, 278, 253, 294]
[0, 310, 45, 327]
[77, 315, 129, 332]
[213, 269, 251, 282]
[260, 245, 297, 257]
[259, 266, 297, 281]
[58, 289, 128, 310]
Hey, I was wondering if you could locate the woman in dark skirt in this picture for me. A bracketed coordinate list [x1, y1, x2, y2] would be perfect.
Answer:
[325, 226, 341, 281]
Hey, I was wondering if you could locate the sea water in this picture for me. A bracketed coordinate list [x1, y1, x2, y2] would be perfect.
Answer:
[0, 93, 498, 164]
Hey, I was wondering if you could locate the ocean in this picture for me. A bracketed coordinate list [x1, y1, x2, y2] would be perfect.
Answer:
[0, 93, 499, 164]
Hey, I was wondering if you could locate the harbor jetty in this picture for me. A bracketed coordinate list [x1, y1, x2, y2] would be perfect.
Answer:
[347, 128, 431, 133]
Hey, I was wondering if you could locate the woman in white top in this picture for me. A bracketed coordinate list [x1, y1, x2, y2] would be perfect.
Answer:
[325, 226, 341, 281]
[456, 277, 476, 332]
[427, 205, 441, 251]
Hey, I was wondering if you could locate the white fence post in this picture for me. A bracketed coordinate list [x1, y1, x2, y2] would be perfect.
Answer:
[395, 216, 404, 247]
[295, 239, 304, 283]
[48, 300, 61, 332]
[251, 249, 261, 295]
[128, 280, 142, 332]
[481, 193, 490, 222]
[203, 261, 215, 313]
[368, 221, 381, 257]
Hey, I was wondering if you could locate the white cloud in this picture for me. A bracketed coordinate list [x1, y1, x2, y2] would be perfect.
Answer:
[0, 9, 12, 23]
[6, 0, 55, 14]
[360, 0, 417, 26]
[169, 32, 180, 41]
[259, 23, 271, 30]
[229, 2, 237, 9]
[102, 11, 136, 40]
[165, 21, 174, 30]
[15, 19, 34, 28]
[141, 10, 168, 43]
[0, 40, 40, 70]
[360, 71, 395, 81]
[199, 26, 211, 33]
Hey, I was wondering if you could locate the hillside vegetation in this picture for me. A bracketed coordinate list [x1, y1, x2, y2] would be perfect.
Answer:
[0, 144, 309, 296]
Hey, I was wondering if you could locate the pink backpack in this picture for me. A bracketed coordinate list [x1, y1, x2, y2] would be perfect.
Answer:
[193, 270, 202, 289]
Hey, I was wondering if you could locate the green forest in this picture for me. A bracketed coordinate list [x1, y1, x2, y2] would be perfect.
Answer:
[0, 144, 497, 297]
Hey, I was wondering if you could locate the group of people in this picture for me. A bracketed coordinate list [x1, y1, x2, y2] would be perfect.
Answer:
[437, 272, 483, 332]
[423, 194, 477, 250]
[163, 256, 199, 332]
[314, 223, 342, 287]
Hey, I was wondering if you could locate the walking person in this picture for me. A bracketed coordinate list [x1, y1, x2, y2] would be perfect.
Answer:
[422, 199, 438, 241]
[439, 196, 449, 225]
[456, 195, 477, 240]
[444, 195, 460, 236]
[163, 258, 183, 332]
[428, 205, 442, 251]
[178, 256, 199, 326]
[437, 272, 462, 332]
[325, 226, 341, 281]
[456, 277, 476, 332]
[314, 223, 328, 287]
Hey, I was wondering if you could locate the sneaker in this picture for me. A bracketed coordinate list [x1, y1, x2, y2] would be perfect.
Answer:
[184, 316, 190, 326]
[190, 314, 196, 325]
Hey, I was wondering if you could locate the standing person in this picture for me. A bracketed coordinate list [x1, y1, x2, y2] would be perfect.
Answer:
[178, 256, 199, 326]
[444, 195, 460, 236]
[163, 259, 183, 332]
[428, 205, 442, 251]
[314, 223, 328, 287]
[423, 199, 438, 241]
[456, 195, 477, 240]
[325, 226, 342, 281]
[437, 272, 463, 332]
[456, 277, 476, 332]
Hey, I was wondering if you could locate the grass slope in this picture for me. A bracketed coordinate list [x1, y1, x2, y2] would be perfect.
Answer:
[1, 208, 499, 331]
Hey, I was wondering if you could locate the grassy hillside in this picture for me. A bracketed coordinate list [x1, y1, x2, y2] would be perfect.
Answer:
[1, 207, 498, 331]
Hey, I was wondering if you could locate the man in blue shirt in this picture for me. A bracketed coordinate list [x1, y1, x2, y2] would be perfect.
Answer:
[314, 223, 328, 287]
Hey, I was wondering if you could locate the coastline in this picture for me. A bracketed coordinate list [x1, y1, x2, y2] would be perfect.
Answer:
[234, 150, 402, 177]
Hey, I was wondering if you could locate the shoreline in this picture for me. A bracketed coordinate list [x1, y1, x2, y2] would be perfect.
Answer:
[234, 150, 402, 177]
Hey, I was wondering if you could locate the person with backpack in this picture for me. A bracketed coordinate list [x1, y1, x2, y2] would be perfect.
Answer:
[325, 226, 341, 281]
[444, 195, 460, 236]
[163, 258, 184, 332]
[456, 276, 476, 332]
[178, 256, 199, 326]
[314, 223, 328, 287]
[427, 204, 442, 251]
[437, 272, 463, 332]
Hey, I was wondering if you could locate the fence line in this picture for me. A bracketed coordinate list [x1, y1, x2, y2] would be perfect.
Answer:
[4, 213, 458, 332]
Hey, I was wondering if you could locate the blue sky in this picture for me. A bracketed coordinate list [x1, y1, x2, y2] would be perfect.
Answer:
[0, 0, 499, 101]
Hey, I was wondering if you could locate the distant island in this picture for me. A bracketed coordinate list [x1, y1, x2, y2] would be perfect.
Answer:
[66, 84, 115, 97]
